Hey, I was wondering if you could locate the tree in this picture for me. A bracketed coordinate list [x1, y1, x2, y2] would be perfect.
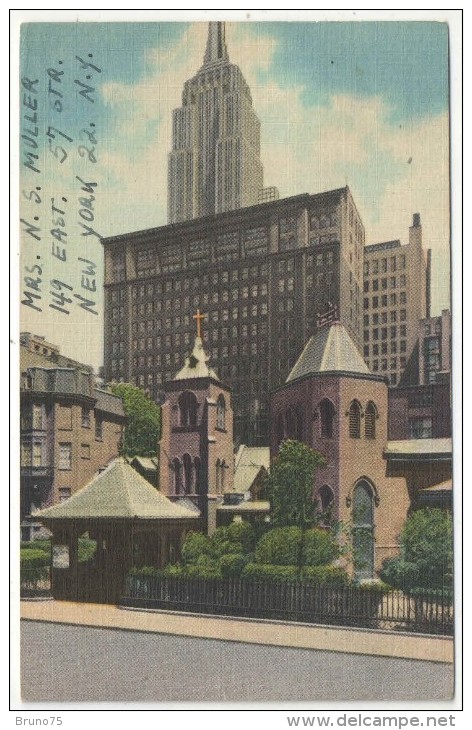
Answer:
[109, 383, 161, 457]
[380, 508, 453, 592]
[267, 440, 325, 529]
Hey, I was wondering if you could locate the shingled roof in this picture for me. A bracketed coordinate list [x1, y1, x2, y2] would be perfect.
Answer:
[173, 336, 220, 381]
[286, 322, 371, 383]
[37, 459, 200, 521]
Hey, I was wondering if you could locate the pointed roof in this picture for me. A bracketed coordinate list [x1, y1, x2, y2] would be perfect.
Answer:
[173, 336, 220, 382]
[36, 459, 199, 521]
[286, 322, 371, 383]
[202, 21, 229, 67]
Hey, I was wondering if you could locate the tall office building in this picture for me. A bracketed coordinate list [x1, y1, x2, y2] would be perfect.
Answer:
[103, 186, 365, 446]
[362, 214, 431, 386]
[168, 22, 264, 223]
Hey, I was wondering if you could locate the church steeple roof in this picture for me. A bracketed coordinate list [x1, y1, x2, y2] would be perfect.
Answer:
[173, 336, 220, 382]
[202, 21, 229, 67]
[286, 322, 371, 383]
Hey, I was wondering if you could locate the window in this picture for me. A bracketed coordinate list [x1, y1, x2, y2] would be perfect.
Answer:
[365, 402, 377, 439]
[32, 404, 43, 430]
[58, 487, 71, 502]
[59, 443, 72, 470]
[32, 441, 42, 466]
[178, 391, 198, 428]
[318, 485, 334, 513]
[409, 417, 432, 439]
[348, 401, 361, 439]
[319, 399, 335, 438]
[183, 454, 193, 494]
[95, 418, 103, 441]
[172, 458, 182, 495]
[81, 443, 90, 459]
[81, 408, 91, 428]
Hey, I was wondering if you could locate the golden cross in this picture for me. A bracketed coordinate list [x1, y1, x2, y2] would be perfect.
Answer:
[193, 308, 207, 338]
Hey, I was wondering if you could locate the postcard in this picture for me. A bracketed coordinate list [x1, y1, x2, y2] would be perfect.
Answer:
[13, 8, 462, 719]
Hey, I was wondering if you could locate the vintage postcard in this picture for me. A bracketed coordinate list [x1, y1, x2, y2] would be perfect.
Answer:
[14, 8, 461, 716]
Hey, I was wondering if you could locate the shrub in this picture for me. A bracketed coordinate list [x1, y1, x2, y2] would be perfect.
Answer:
[301, 565, 350, 586]
[20, 549, 49, 569]
[380, 509, 453, 592]
[255, 527, 301, 565]
[302, 529, 340, 566]
[242, 563, 299, 581]
[213, 522, 257, 555]
[181, 532, 212, 564]
[219, 553, 248, 579]
[184, 555, 221, 579]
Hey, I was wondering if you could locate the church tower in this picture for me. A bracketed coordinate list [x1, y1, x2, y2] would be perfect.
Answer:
[159, 311, 234, 535]
[168, 22, 264, 223]
[270, 316, 409, 579]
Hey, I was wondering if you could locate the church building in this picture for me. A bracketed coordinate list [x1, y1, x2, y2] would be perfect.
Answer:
[270, 313, 410, 579]
[158, 310, 234, 535]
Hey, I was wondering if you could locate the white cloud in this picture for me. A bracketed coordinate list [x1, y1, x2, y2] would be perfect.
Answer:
[20, 22, 451, 367]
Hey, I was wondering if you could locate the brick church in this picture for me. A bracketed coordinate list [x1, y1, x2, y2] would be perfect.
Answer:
[156, 308, 419, 580]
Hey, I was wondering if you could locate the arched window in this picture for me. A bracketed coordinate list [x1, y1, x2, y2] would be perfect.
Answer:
[318, 485, 334, 512]
[348, 400, 362, 439]
[178, 391, 198, 428]
[276, 413, 285, 445]
[364, 401, 377, 439]
[216, 394, 226, 430]
[352, 480, 375, 580]
[220, 459, 226, 492]
[183, 453, 193, 494]
[194, 457, 202, 495]
[172, 458, 182, 495]
[286, 408, 303, 439]
[319, 399, 335, 438]
[285, 409, 297, 439]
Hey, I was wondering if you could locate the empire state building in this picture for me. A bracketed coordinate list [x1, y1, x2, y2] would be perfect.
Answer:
[168, 22, 264, 223]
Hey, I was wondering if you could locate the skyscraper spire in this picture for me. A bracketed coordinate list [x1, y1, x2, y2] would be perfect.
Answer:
[203, 21, 229, 66]
[168, 20, 264, 223]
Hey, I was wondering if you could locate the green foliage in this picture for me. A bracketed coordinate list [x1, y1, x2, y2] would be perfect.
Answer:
[301, 565, 350, 586]
[181, 531, 213, 563]
[78, 536, 97, 563]
[268, 440, 325, 529]
[255, 526, 301, 565]
[184, 555, 221, 579]
[212, 522, 257, 556]
[219, 553, 248, 579]
[380, 509, 453, 591]
[20, 539, 50, 553]
[20, 548, 49, 569]
[109, 382, 161, 457]
[242, 563, 299, 581]
[302, 528, 340, 566]
[254, 526, 339, 568]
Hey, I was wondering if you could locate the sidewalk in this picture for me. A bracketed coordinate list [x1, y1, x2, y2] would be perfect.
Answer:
[20, 599, 453, 664]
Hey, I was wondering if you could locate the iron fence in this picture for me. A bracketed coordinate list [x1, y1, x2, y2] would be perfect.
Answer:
[20, 566, 52, 599]
[123, 574, 453, 635]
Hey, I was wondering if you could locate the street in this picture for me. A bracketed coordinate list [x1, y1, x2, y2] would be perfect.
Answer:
[20, 620, 454, 704]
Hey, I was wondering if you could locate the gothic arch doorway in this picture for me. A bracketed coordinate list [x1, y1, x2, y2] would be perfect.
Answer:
[352, 479, 375, 580]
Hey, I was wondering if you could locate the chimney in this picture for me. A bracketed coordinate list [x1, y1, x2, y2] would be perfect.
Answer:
[412, 213, 421, 227]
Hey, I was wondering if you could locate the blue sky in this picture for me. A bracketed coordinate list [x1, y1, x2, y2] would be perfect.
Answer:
[19, 20, 451, 368]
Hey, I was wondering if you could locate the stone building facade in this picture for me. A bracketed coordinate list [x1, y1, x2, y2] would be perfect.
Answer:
[20, 339, 126, 541]
[168, 22, 264, 223]
[103, 185, 364, 446]
[362, 213, 431, 386]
